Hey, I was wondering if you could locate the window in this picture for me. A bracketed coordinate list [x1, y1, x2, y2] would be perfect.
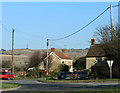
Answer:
[69, 61, 71, 65]
[1, 72, 6, 75]
[96, 58, 102, 63]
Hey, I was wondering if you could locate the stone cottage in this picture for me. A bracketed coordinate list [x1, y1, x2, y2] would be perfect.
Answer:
[39, 48, 73, 72]
[86, 39, 107, 69]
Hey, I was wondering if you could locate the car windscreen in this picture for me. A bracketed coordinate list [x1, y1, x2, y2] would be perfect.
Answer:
[74, 72, 87, 74]
[0, 72, 7, 75]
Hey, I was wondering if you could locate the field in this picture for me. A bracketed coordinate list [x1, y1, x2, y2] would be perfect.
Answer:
[1, 49, 88, 67]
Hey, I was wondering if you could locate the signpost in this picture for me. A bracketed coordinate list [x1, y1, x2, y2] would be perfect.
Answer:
[107, 60, 114, 79]
[46, 71, 49, 76]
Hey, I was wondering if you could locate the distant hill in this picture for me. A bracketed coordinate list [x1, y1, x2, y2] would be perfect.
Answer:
[2, 49, 88, 58]
[1, 49, 88, 67]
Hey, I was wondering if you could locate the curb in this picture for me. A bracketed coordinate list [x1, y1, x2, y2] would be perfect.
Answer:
[0, 86, 21, 91]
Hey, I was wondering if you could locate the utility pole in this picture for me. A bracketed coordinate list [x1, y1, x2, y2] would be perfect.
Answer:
[110, 4, 114, 41]
[46, 39, 49, 79]
[12, 28, 15, 75]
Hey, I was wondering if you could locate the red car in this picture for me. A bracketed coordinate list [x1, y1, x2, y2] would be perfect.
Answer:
[0, 72, 14, 80]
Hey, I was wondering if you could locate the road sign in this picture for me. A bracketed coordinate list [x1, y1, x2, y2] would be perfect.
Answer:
[107, 60, 114, 67]
[46, 71, 49, 76]
[107, 60, 114, 79]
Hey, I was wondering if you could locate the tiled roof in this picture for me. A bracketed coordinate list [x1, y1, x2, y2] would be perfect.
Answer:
[86, 44, 106, 57]
[54, 52, 71, 59]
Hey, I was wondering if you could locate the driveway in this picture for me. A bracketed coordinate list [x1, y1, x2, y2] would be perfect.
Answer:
[1, 79, 120, 92]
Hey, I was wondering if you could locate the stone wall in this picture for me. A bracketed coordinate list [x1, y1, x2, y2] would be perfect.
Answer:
[86, 57, 106, 69]
[48, 54, 61, 72]
[86, 57, 96, 69]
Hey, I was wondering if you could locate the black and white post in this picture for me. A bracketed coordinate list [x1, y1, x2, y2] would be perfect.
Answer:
[107, 60, 114, 79]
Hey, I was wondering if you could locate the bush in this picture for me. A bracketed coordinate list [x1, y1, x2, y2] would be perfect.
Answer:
[14, 66, 21, 72]
[2, 60, 11, 68]
[91, 61, 110, 79]
[73, 57, 86, 70]
[59, 64, 69, 72]
[26, 69, 40, 78]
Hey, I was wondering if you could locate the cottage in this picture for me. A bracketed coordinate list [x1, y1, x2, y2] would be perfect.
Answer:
[86, 39, 107, 69]
[39, 48, 73, 72]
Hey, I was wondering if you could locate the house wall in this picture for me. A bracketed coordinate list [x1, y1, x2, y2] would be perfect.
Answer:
[61, 59, 73, 72]
[86, 57, 96, 69]
[38, 61, 44, 70]
[39, 53, 73, 72]
[86, 57, 106, 69]
[48, 54, 61, 72]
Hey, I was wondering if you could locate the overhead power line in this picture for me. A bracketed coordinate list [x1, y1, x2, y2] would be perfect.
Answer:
[50, 4, 120, 41]
[49, 7, 109, 41]
[112, 4, 120, 8]
[0, 21, 46, 39]
[2, 24, 11, 33]
[0, 21, 10, 33]
[1, 4, 119, 41]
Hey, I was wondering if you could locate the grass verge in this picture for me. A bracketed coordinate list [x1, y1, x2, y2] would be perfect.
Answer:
[39, 79, 120, 83]
[2, 82, 20, 89]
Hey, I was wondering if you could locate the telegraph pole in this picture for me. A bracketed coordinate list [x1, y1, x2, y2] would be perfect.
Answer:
[110, 4, 114, 41]
[110, 4, 113, 79]
[46, 39, 49, 79]
[12, 28, 15, 75]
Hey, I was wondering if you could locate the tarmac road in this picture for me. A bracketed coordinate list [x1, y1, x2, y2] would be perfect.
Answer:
[1, 79, 120, 93]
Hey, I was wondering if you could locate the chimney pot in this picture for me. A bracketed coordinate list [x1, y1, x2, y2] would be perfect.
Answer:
[51, 48, 55, 52]
[91, 38, 95, 45]
[62, 49, 65, 53]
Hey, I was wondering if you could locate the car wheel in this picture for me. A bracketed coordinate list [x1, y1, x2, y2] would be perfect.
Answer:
[7, 77, 10, 80]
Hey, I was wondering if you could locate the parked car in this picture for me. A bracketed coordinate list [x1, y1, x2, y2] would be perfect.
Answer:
[0, 72, 14, 80]
[58, 72, 73, 79]
[73, 71, 89, 80]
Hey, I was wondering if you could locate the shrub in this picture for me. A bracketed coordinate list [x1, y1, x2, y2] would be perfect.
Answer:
[2, 60, 11, 68]
[59, 64, 69, 72]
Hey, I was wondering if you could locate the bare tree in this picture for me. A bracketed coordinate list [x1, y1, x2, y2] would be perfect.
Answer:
[28, 51, 47, 69]
[94, 25, 111, 43]
[94, 24, 120, 78]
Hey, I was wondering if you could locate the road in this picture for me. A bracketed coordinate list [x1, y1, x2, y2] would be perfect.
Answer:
[1, 79, 120, 92]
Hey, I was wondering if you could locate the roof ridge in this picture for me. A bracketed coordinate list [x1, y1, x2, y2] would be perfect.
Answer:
[54, 51, 71, 59]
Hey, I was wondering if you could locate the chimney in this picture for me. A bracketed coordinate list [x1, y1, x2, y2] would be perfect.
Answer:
[51, 48, 55, 52]
[91, 38, 95, 45]
[62, 49, 65, 53]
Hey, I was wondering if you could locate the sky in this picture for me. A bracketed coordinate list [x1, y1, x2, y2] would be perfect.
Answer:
[1, 2, 119, 50]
